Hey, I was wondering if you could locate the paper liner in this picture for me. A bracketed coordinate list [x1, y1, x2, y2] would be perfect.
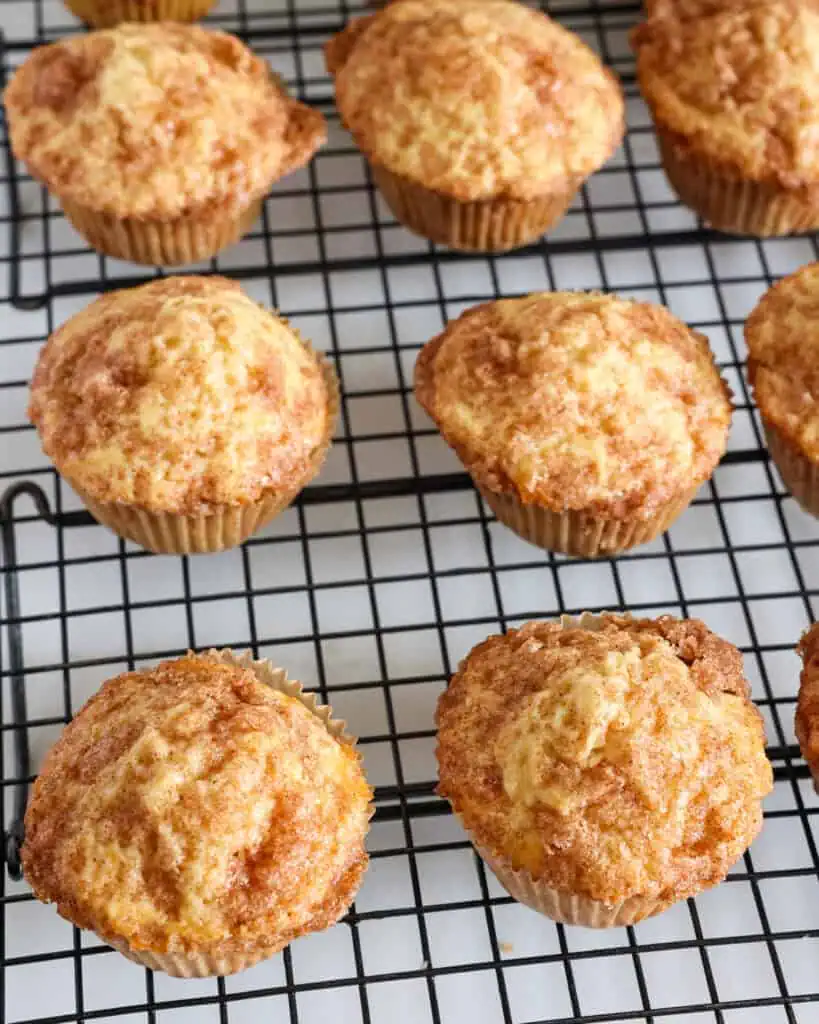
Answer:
[480, 484, 700, 558]
[448, 612, 674, 928]
[371, 165, 576, 252]
[63, 0, 214, 24]
[763, 420, 819, 519]
[657, 132, 819, 237]
[69, 352, 339, 555]
[60, 198, 263, 267]
[107, 648, 366, 975]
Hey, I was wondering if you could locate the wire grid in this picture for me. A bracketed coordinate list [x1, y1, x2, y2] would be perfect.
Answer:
[1, 0, 819, 1020]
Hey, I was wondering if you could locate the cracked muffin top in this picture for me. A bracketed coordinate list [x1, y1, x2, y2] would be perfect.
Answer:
[437, 615, 772, 906]
[4, 23, 326, 219]
[414, 292, 731, 519]
[746, 261, 819, 461]
[29, 276, 335, 514]
[22, 652, 373, 956]
[633, 0, 819, 188]
[326, 0, 624, 201]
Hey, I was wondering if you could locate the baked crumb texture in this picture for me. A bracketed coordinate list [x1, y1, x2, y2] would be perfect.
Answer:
[746, 261, 819, 516]
[22, 653, 373, 966]
[5, 24, 325, 220]
[63, 0, 216, 28]
[325, 0, 624, 250]
[4, 23, 325, 264]
[797, 623, 819, 789]
[415, 292, 731, 520]
[643, 0, 744, 20]
[437, 615, 772, 914]
[327, 0, 622, 202]
[633, 0, 819, 234]
[29, 276, 333, 520]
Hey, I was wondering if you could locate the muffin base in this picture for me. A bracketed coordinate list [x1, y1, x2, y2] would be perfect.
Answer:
[658, 132, 819, 237]
[61, 198, 263, 267]
[474, 841, 671, 927]
[105, 649, 364, 976]
[763, 420, 819, 519]
[480, 485, 699, 558]
[63, 0, 215, 24]
[371, 166, 576, 252]
[446, 612, 679, 928]
[69, 353, 339, 555]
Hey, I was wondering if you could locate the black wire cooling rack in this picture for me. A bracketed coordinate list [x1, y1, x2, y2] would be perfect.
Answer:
[2, 0, 819, 1021]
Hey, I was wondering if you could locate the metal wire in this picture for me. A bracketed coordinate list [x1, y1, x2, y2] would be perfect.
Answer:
[1, 0, 819, 1021]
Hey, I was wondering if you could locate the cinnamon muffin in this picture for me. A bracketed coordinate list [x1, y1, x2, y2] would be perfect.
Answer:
[797, 622, 819, 790]
[437, 613, 772, 927]
[746, 261, 819, 517]
[4, 24, 326, 264]
[633, 0, 819, 236]
[414, 291, 732, 557]
[326, 0, 624, 251]
[63, 0, 215, 27]
[28, 275, 337, 554]
[22, 650, 373, 976]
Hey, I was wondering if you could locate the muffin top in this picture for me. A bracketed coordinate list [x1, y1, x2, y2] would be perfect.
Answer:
[414, 292, 731, 518]
[633, 0, 819, 188]
[22, 652, 373, 955]
[745, 261, 819, 461]
[4, 23, 326, 219]
[29, 276, 334, 514]
[797, 622, 819, 767]
[643, 0, 745, 19]
[325, 0, 624, 201]
[437, 615, 772, 906]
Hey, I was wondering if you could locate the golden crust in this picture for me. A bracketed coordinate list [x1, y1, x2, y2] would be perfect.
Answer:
[28, 276, 334, 515]
[4, 23, 326, 220]
[414, 292, 731, 519]
[745, 261, 819, 464]
[326, 0, 624, 202]
[437, 615, 772, 907]
[22, 653, 372, 957]
[643, 0, 749, 19]
[633, 1, 819, 190]
[797, 623, 819, 774]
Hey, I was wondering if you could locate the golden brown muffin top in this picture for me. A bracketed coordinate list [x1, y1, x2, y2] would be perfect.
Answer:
[437, 615, 772, 906]
[745, 261, 819, 462]
[326, 0, 624, 201]
[633, 0, 819, 188]
[28, 276, 334, 514]
[797, 622, 819, 768]
[4, 23, 325, 219]
[643, 0, 747, 19]
[22, 653, 373, 956]
[414, 292, 731, 519]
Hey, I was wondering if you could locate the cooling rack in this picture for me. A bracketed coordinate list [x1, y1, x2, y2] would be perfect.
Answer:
[1, 0, 819, 1020]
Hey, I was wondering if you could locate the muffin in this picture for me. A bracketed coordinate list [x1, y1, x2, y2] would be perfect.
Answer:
[4, 24, 326, 265]
[437, 613, 772, 927]
[642, 0, 745, 19]
[745, 261, 819, 517]
[414, 291, 732, 557]
[63, 0, 215, 27]
[633, 1, 819, 236]
[797, 622, 819, 790]
[28, 275, 337, 554]
[326, 0, 624, 252]
[22, 650, 373, 976]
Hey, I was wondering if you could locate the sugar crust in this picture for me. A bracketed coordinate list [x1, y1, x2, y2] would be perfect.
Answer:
[414, 292, 731, 519]
[22, 653, 372, 956]
[326, 0, 624, 202]
[437, 615, 772, 906]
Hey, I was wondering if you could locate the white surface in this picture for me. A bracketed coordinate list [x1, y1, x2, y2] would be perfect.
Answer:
[1, 0, 819, 1020]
